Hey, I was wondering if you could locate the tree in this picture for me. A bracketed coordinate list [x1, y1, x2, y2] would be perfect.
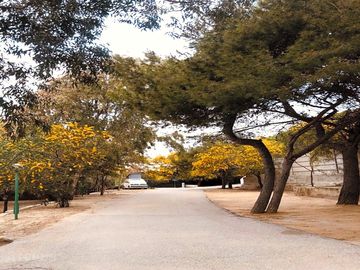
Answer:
[336, 121, 360, 204]
[191, 143, 243, 189]
[118, 0, 360, 213]
[191, 139, 284, 189]
[203, 0, 360, 211]
[0, 122, 111, 206]
[280, 119, 360, 204]
[145, 154, 179, 184]
[35, 75, 156, 194]
[244, 0, 360, 210]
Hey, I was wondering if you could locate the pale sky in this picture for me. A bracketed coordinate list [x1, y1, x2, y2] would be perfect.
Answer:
[100, 19, 192, 158]
[100, 18, 190, 58]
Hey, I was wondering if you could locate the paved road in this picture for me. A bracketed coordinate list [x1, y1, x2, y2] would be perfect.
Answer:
[1, 189, 360, 270]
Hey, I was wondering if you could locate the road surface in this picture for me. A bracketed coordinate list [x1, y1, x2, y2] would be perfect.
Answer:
[0, 188, 360, 270]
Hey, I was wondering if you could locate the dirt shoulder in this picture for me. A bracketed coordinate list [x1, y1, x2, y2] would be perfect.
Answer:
[205, 189, 360, 245]
[0, 190, 133, 246]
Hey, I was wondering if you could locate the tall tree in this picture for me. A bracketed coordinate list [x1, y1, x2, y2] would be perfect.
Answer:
[336, 122, 360, 204]
[244, 0, 360, 210]
[117, 0, 360, 213]
[278, 120, 360, 204]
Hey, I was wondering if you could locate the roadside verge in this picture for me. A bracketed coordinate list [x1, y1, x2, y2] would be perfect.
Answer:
[0, 190, 132, 246]
[205, 189, 360, 245]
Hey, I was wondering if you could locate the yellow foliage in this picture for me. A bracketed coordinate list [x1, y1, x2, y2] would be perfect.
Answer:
[0, 122, 111, 194]
[191, 140, 284, 179]
[145, 153, 178, 182]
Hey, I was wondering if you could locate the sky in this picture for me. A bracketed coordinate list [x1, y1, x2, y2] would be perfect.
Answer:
[100, 19, 193, 158]
[100, 18, 190, 59]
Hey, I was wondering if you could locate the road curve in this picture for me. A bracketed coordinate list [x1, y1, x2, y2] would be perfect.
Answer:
[0, 188, 360, 270]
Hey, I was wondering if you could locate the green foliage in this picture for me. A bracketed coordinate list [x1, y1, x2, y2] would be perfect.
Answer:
[117, 1, 360, 212]
[0, 71, 156, 203]
[0, 0, 257, 137]
[118, 0, 360, 129]
[0, 0, 161, 137]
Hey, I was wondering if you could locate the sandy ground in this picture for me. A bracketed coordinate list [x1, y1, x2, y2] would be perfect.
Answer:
[0, 190, 133, 246]
[205, 189, 360, 245]
[2, 200, 42, 211]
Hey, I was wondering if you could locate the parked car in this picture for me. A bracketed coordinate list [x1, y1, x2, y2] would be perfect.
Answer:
[121, 173, 148, 189]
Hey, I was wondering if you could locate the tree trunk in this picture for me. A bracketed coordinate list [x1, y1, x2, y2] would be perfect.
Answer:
[266, 158, 294, 213]
[254, 173, 263, 189]
[91, 174, 99, 191]
[2, 198, 8, 213]
[250, 142, 275, 213]
[265, 110, 356, 213]
[3, 200, 8, 213]
[222, 115, 275, 213]
[100, 175, 107, 196]
[70, 174, 80, 198]
[310, 163, 314, 187]
[221, 177, 226, 189]
[337, 144, 360, 204]
[2, 190, 9, 213]
[333, 150, 340, 173]
[57, 195, 70, 208]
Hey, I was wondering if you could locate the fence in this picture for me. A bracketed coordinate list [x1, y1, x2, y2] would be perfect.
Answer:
[280, 152, 345, 187]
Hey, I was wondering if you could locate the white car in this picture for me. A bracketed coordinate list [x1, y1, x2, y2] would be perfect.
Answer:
[122, 173, 148, 189]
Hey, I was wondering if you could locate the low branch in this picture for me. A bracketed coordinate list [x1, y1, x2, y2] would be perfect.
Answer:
[287, 98, 344, 154]
[233, 120, 297, 133]
[293, 111, 359, 159]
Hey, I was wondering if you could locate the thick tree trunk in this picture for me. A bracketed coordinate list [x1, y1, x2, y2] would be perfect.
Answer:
[250, 142, 275, 213]
[222, 114, 275, 213]
[266, 158, 294, 213]
[337, 144, 360, 205]
[58, 198, 70, 208]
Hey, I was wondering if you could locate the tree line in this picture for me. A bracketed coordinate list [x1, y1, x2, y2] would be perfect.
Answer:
[145, 138, 284, 189]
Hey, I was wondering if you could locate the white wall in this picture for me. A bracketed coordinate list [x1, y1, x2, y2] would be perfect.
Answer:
[278, 153, 345, 187]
